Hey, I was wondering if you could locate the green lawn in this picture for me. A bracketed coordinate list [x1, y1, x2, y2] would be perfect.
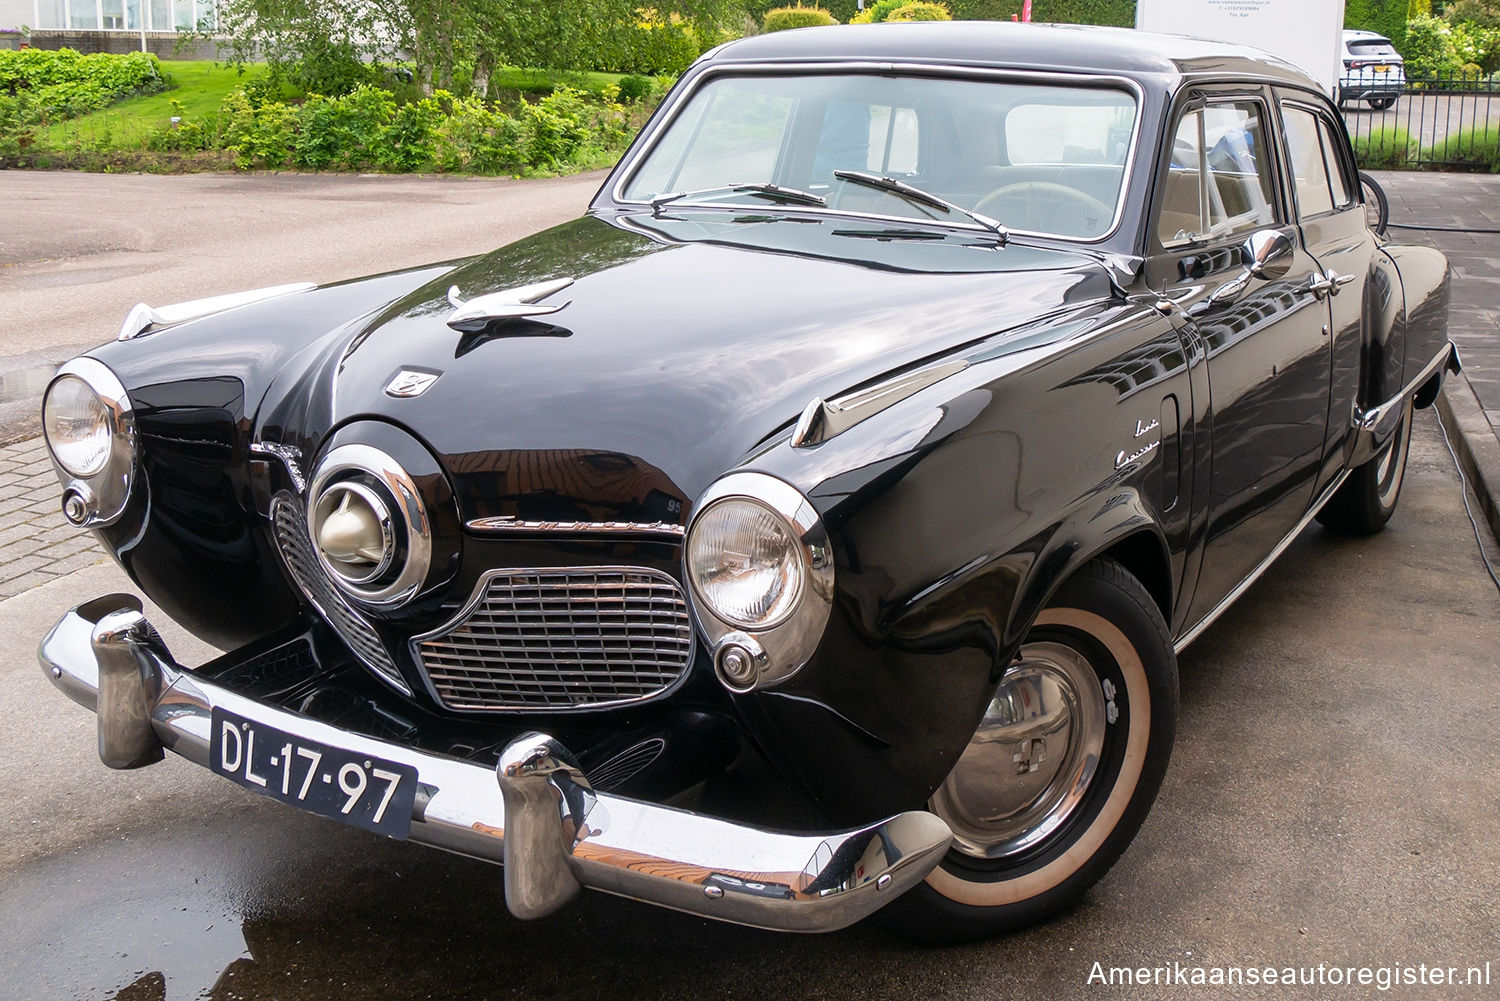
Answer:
[36, 60, 287, 148]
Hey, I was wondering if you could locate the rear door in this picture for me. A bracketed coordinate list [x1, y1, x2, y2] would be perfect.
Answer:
[1275, 94, 1379, 493]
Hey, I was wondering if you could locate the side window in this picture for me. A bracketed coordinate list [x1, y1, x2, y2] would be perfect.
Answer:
[1158, 102, 1277, 249]
[1317, 117, 1356, 209]
[1281, 107, 1334, 218]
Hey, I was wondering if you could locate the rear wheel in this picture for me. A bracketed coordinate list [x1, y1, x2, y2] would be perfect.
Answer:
[882, 558, 1178, 943]
[1316, 397, 1413, 535]
[1369, 97, 1397, 110]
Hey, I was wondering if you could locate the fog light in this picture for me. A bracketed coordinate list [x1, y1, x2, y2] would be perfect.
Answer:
[714, 633, 768, 692]
[62, 488, 89, 526]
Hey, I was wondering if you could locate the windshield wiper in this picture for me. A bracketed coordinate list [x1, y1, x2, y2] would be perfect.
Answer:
[649, 182, 827, 212]
[833, 170, 1008, 243]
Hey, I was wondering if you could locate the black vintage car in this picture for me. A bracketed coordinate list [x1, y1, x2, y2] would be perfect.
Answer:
[38, 22, 1455, 942]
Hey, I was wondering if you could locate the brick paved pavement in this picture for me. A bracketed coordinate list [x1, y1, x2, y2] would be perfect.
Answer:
[1375, 171, 1500, 429]
[0, 438, 106, 598]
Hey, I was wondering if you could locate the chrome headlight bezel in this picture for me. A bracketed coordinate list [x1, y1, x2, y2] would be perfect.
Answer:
[684, 472, 834, 693]
[41, 358, 137, 528]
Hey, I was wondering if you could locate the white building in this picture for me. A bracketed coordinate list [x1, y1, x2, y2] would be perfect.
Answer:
[21, 1, 218, 33]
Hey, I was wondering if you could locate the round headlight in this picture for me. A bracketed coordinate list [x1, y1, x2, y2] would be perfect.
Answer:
[687, 498, 804, 628]
[43, 375, 113, 478]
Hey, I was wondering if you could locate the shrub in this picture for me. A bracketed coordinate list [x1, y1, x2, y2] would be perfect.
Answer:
[0, 49, 166, 121]
[435, 95, 528, 174]
[1352, 124, 1416, 168]
[884, 2, 954, 20]
[1403, 14, 1470, 77]
[851, 0, 909, 21]
[0, 91, 39, 164]
[221, 88, 295, 168]
[293, 85, 395, 170]
[764, 5, 839, 31]
[616, 74, 654, 103]
[378, 96, 443, 172]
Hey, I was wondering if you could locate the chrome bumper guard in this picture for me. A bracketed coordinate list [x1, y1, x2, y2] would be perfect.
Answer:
[38, 594, 952, 932]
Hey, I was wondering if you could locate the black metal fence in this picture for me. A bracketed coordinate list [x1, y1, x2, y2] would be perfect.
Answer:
[1341, 72, 1500, 171]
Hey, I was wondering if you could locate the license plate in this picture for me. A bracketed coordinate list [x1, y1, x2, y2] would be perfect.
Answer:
[210, 708, 418, 839]
[1375, 65, 1391, 73]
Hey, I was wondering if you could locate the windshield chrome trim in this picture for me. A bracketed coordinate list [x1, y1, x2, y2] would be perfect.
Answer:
[609, 62, 1146, 246]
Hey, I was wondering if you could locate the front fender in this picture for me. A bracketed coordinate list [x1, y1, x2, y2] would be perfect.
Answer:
[736, 300, 1191, 824]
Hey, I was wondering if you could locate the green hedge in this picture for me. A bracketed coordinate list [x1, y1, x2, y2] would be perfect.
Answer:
[748, 0, 1134, 26]
[1344, 0, 1407, 50]
[0, 48, 167, 120]
[887, 2, 954, 19]
[144, 84, 631, 175]
[765, 6, 841, 31]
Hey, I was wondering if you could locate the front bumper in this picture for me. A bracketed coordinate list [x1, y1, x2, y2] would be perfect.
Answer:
[39, 594, 952, 932]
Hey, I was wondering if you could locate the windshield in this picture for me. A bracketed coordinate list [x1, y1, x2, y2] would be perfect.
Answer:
[619, 73, 1138, 241]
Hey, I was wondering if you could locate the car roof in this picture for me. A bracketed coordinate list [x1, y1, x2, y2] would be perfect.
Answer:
[1343, 29, 1394, 43]
[707, 21, 1321, 91]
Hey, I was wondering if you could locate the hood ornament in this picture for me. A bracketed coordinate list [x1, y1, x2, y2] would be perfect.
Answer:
[446, 277, 574, 332]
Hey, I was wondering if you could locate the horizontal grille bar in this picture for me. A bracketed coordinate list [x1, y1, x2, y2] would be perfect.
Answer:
[414, 567, 695, 711]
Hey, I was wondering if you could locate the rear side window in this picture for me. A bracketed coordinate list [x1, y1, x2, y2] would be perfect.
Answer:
[1281, 105, 1356, 218]
[1317, 117, 1355, 208]
[1281, 108, 1334, 218]
[1157, 102, 1278, 248]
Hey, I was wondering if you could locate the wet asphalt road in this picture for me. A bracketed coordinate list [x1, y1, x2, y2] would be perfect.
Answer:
[2, 412, 1498, 1001]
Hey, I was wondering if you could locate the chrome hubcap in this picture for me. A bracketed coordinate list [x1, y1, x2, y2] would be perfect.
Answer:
[931, 641, 1109, 859]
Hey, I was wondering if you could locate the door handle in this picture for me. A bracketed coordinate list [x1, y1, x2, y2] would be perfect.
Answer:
[1303, 269, 1356, 301]
[1303, 271, 1335, 300]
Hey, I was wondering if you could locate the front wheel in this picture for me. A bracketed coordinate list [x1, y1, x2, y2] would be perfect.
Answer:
[882, 558, 1178, 943]
[1316, 397, 1413, 535]
[1369, 97, 1397, 110]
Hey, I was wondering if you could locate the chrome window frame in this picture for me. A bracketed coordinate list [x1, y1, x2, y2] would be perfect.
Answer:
[1279, 97, 1359, 221]
[608, 62, 1147, 246]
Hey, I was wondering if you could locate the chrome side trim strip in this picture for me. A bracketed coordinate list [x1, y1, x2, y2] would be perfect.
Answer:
[39, 597, 954, 932]
[117, 282, 317, 341]
[249, 441, 306, 493]
[465, 517, 684, 540]
[792, 359, 970, 448]
[1349, 342, 1455, 467]
[1175, 468, 1351, 653]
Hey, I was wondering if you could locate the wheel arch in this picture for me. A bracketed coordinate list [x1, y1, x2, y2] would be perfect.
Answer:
[1003, 493, 1174, 655]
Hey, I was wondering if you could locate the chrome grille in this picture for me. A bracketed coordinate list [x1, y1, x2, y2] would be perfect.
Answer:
[414, 567, 694, 711]
[270, 495, 408, 694]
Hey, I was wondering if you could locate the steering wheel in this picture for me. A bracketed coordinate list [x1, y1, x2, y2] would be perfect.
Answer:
[974, 181, 1114, 238]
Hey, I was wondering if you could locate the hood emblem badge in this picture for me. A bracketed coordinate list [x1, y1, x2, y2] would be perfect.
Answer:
[386, 368, 442, 398]
[446, 277, 574, 332]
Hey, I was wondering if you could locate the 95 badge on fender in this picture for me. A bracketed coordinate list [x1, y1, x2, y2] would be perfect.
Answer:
[210, 708, 419, 839]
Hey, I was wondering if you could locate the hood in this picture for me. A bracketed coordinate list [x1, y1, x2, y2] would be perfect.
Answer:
[269, 213, 1113, 523]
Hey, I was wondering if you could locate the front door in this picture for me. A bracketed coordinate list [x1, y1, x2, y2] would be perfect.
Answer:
[1145, 94, 1333, 628]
